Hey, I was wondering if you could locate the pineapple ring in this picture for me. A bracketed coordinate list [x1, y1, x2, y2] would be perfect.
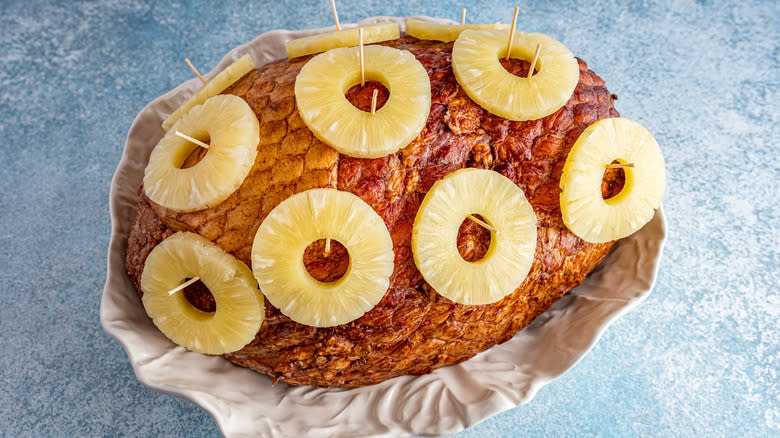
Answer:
[560, 118, 666, 243]
[141, 232, 265, 355]
[162, 54, 256, 131]
[294, 44, 431, 159]
[412, 168, 538, 305]
[452, 29, 579, 121]
[405, 19, 508, 42]
[144, 94, 260, 213]
[285, 22, 400, 59]
[251, 188, 395, 327]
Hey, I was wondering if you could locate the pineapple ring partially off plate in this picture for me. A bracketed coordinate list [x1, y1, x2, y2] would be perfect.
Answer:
[294, 44, 431, 159]
[452, 29, 579, 121]
[412, 168, 538, 305]
[140, 232, 265, 355]
[144, 94, 260, 212]
[560, 118, 666, 243]
[251, 188, 395, 327]
[285, 22, 400, 59]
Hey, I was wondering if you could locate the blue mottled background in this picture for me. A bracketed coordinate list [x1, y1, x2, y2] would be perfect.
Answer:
[0, 0, 777, 436]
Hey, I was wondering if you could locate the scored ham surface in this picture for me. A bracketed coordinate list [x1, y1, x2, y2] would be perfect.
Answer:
[125, 36, 622, 387]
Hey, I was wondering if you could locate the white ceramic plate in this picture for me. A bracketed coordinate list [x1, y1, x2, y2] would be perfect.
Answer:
[100, 16, 666, 438]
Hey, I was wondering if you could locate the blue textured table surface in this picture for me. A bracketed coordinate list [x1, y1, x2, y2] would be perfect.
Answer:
[1, 0, 778, 436]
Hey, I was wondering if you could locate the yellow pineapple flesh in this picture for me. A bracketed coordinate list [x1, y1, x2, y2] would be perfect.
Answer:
[412, 168, 537, 305]
[452, 29, 579, 121]
[144, 94, 259, 212]
[141, 232, 265, 355]
[162, 54, 256, 131]
[405, 18, 507, 42]
[251, 188, 394, 327]
[560, 118, 666, 243]
[294, 44, 430, 158]
[285, 22, 400, 59]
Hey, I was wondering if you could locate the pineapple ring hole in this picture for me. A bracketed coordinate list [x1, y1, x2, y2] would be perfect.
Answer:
[181, 277, 217, 313]
[302, 239, 350, 282]
[602, 160, 627, 200]
[499, 57, 540, 78]
[344, 80, 390, 113]
[178, 133, 211, 169]
[456, 214, 492, 262]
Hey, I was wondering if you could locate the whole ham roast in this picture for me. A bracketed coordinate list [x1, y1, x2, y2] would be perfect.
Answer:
[126, 36, 624, 387]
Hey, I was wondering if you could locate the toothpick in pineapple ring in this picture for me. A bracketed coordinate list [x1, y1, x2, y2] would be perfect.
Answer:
[294, 38, 431, 159]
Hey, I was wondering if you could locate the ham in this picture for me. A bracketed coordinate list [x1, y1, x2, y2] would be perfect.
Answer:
[126, 36, 622, 387]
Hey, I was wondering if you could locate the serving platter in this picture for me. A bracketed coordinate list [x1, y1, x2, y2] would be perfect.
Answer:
[100, 16, 666, 437]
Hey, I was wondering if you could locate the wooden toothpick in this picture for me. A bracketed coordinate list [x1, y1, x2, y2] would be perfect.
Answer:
[467, 214, 499, 234]
[505, 6, 519, 60]
[185, 58, 207, 85]
[527, 43, 541, 78]
[461, 8, 467, 25]
[175, 131, 210, 149]
[370, 88, 378, 114]
[168, 276, 200, 295]
[605, 163, 635, 169]
[330, 0, 342, 30]
[305, 190, 333, 257]
[359, 27, 365, 87]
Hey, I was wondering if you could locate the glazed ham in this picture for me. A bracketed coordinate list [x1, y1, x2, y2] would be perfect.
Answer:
[126, 36, 622, 387]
